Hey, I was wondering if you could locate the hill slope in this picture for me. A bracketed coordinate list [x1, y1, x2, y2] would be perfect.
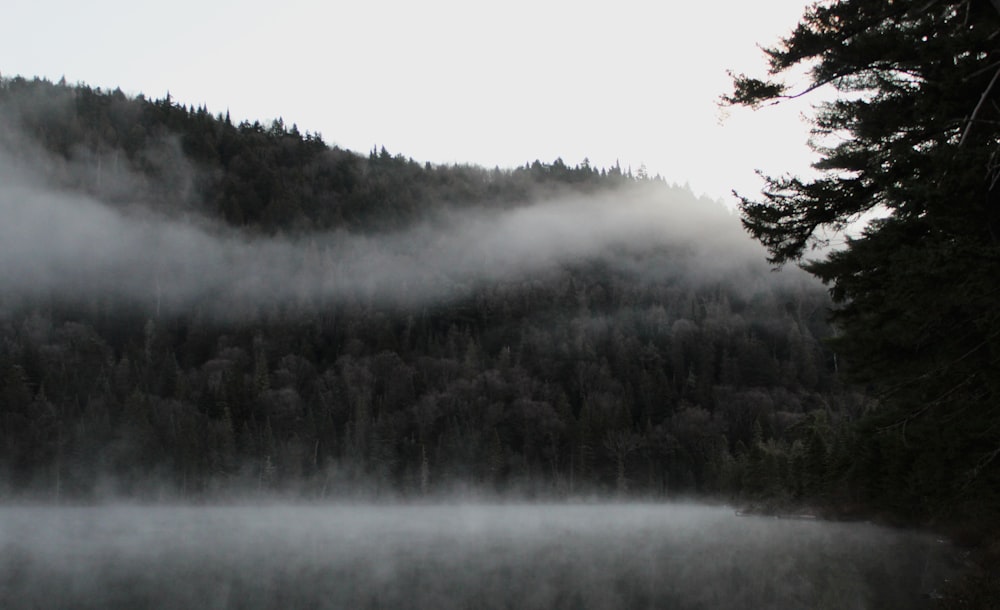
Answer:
[0, 77, 865, 502]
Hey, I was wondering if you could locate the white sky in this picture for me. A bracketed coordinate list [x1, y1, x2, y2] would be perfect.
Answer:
[2, 0, 820, 202]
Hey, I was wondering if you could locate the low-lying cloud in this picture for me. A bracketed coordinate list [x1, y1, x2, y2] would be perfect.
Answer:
[0, 147, 807, 318]
[0, 504, 954, 610]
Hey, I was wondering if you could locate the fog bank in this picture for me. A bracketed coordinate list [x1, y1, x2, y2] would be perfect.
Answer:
[0, 503, 955, 610]
[0, 150, 810, 318]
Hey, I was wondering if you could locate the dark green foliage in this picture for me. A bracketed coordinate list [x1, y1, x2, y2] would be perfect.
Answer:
[0, 76, 621, 234]
[725, 0, 1000, 524]
[0, 281, 849, 499]
[0, 76, 861, 500]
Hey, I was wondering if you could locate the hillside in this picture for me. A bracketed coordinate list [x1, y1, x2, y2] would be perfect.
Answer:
[1, 77, 869, 503]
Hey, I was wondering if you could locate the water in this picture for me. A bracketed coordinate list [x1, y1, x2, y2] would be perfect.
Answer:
[0, 503, 954, 609]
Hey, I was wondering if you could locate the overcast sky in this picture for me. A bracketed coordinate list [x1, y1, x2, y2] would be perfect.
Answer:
[2, 0, 819, 202]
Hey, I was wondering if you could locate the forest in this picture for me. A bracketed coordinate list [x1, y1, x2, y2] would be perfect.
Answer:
[3, 0, 999, 606]
[0, 76, 869, 508]
[0, 15, 998, 536]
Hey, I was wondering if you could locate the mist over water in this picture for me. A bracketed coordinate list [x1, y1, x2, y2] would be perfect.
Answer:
[0, 503, 954, 610]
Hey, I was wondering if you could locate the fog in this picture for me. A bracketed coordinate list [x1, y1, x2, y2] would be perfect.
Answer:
[0, 147, 811, 318]
[0, 503, 954, 610]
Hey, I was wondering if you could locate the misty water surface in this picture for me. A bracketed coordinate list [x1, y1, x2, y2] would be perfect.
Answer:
[0, 503, 954, 609]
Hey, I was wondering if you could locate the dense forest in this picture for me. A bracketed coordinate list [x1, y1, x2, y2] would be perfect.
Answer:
[4, 0, 999, 606]
[0, 76, 870, 508]
[0, 60, 996, 539]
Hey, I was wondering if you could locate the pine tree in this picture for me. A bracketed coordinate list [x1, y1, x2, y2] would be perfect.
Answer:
[725, 0, 1000, 518]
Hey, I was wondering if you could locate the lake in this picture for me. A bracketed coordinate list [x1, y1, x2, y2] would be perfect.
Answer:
[0, 503, 955, 609]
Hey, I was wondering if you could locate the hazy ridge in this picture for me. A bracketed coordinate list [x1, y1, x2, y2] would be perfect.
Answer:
[0, 76, 861, 507]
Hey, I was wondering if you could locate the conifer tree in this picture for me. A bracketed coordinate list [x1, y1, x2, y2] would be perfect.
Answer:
[725, 0, 1000, 516]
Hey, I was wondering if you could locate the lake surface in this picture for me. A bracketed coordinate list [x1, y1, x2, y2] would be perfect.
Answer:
[0, 503, 955, 609]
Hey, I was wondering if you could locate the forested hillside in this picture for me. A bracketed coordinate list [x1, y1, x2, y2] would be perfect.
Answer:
[0, 77, 912, 513]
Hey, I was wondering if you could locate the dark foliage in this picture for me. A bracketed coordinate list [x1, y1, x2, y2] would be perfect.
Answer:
[725, 0, 1000, 528]
[0, 76, 865, 502]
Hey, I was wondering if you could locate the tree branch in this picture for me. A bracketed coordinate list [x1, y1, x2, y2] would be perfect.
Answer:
[958, 64, 1000, 147]
[963, 442, 1000, 490]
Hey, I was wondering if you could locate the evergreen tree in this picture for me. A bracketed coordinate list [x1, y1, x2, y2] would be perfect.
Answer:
[725, 0, 1000, 519]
